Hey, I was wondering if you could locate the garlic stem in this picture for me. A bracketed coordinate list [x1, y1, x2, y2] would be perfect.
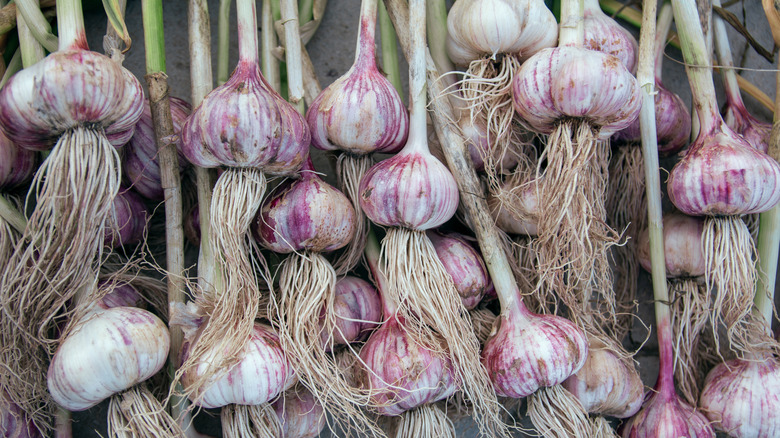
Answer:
[712, 0, 745, 112]
[237, 0, 259, 66]
[0, 49, 21, 89]
[16, 0, 45, 68]
[142, 0, 166, 73]
[640, 0, 675, 397]
[670, 0, 720, 135]
[653, 2, 673, 84]
[15, 0, 57, 52]
[406, 0, 428, 151]
[0, 194, 26, 234]
[559, 0, 585, 48]
[383, 0, 526, 320]
[755, 54, 780, 326]
[365, 228, 397, 316]
[426, 0, 453, 81]
[55, 405, 72, 438]
[354, 0, 378, 70]
[217, 0, 232, 85]
[55, 0, 85, 51]
[261, 0, 281, 92]
[280, 0, 304, 114]
[379, 0, 403, 94]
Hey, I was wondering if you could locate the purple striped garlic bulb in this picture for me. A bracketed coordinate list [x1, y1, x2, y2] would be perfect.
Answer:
[621, 388, 714, 438]
[582, 0, 638, 73]
[512, 47, 642, 139]
[481, 300, 588, 398]
[0, 130, 37, 191]
[699, 355, 780, 437]
[273, 385, 326, 438]
[104, 187, 148, 248]
[323, 276, 382, 348]
[47, 307, 169, 411]
[428, 231, 492, 309]
[123, 97, 192, 200]
[181, 322, 296, 409]
[358, 315, 458, 415]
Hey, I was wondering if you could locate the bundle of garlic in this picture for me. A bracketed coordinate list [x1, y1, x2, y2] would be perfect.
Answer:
[0, 0, 144, 430]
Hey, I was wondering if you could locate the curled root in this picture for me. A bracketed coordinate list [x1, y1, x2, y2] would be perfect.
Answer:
[527, 385, 593, 438]
[107, 385, 186, 438]
[1, 127, 121, 432]
[469, 306, 498, 346]
[606, 145, 645, 340]
[274, 251, 382, 437]
[395, 404, 455, 438]
[590, 416, 620, 437]
[332, 155, 373, 276]
[381, 228, 509, 438]
[177, 168, 268, 403]
[669, 279, 710, 405]
[220, 403, 280, 438]
[535, 122, 618, 325]
[703, 216, 769, 358]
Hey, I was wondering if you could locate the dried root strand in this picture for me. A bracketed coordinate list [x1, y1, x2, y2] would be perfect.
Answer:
[107, 385, 186, 438]
[395, 404, 455, 438]
[535, 121, 617, 325]
[527, 385, 593, 438]
[0, 127, 121, 432]
[606, 145, 645, 340]
[177, 168, 268, 402]
[589, 416, 619, 437]
[332, 154, 373, 276]
[274, 251, 382, 438]
[669, 279, 710, 406]
[220, 403, 280, 438]
[381, 228, 509, 438]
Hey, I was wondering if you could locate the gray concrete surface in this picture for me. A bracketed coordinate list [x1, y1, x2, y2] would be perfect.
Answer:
[70, 0, 777, 436]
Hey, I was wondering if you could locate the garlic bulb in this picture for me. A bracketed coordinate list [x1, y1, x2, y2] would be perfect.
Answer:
[582, 0, 638, 72]
[621, 390, 714, 438]
[182, 322, 296, 409]
[481, 300, 588, 398]
[699, 355, 780, 437]
[273, 385, 326, 438]
[636, 212, 705, 279]
[487, 176, 539, 237]
[0, 130, 37, 190]
[358, 315, 458, 416]
[446, 0, 557, 65]
[324, 276, 382, 347]
[104, 187, 149, 248]
[255, 162, 356, 253]
[47, 307, 170, 411]
[123, 97, 192, 200]
[428, 231, 492, 309]
[562, 337, 643, 418]
[1, 391, 40, 438]
[359, 148, 459, 230]
[0, 50, 143, 150]
[512, 46, 642, 139]
[667, 122, 780, 216]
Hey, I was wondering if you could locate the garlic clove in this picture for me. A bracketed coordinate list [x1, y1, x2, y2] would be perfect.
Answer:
[181, 322, 296, 409]
[359, 149, 459, 231]
[636, 212, 706, 279]
[47, 307, 170, 411]
[699, 356, 780, 437]
[0, 50, 143, 150]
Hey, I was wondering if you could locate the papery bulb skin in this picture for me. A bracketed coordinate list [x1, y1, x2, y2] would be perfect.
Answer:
[97, 283, 144, 310]
[256, 170, 356, 253]
[725, 103, 771, 154]
[359, 148, 459, 230]
[428, 231, 491, 310]
[104, 187, 148, 248]
[562, 338, 644, 418]
[358, 316, 458, 415]
[582, 0, 638, 73]
[621, 390, 714, 438]
[481, 302, 588, 398]
[0, 50, 144, 150]
[181, 323, 296, 409]
[273, 385, 327, 438]
[47, 307, 170, 411]
[637, 212, 705, 278]
[512, 46, 642, 139]
[0, 130, 37, 190]
[667, 122, 780, 216]
[181, 61, 309, 174]
[446, 0, 558, 65]
[324, 276, 382, 347]
[123, 97, 192, 200]
[1, 391, 41, 438]
[307, 62, 408, 155]
[699, 356, 780, 438]
[613, 83, 691, 156]
[487, 179, 539, 236]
